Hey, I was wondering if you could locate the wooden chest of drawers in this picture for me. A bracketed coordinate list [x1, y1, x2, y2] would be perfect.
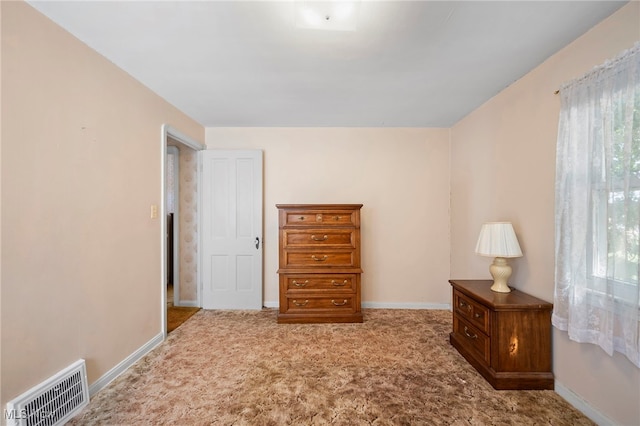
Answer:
[449, 280, 554, 390]
[277, 204, 363, 323]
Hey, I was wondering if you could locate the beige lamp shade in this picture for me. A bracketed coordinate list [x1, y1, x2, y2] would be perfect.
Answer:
[475, 222, 523, 293]
[475, 222, 523, 258]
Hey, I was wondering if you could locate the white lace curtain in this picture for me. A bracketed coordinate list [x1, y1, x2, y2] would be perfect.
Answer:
[553, 42, 640, 368]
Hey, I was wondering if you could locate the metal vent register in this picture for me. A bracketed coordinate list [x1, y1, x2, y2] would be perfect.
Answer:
[6, 360, 89, 426]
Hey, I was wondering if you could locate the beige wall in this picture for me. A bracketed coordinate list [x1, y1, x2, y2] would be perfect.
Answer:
[205, 128, 451, 307]
[1, 1, 204, 407]
[450, 3, 640, 425]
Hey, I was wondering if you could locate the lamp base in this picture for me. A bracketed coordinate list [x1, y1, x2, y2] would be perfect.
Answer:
[489, 257, 512, 293]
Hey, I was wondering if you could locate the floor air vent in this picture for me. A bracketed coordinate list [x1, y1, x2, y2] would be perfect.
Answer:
[6, 360, 89, 426]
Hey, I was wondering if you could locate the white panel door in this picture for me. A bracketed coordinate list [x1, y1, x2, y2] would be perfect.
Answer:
[201, 150, 263, 309]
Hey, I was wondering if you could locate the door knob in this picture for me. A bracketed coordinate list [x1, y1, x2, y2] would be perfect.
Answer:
[255, 237, 260, 249]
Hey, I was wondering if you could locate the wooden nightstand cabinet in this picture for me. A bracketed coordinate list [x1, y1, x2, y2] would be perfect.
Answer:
[277, 204, 363, 324]
[449, 280, 554, 390]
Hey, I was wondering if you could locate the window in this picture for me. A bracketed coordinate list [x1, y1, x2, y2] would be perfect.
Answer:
[553, 42, 640, 368]
[590, 92, 640, 288]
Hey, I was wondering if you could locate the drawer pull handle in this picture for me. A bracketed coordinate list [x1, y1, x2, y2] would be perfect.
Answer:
[474, 313, 481, 318]
[332, 299, 348, 306]
[463, 326, 478, 340]
[459, 301, 472, 312]
[292, 280, 308, 287]
[298, 216, 305, 220]
[332, 280, 348, 286]
[293, 299, 309, 307]
[333, 216, 341, 220]
[311, 255, 328, 261]
[311, 235, 328, 241]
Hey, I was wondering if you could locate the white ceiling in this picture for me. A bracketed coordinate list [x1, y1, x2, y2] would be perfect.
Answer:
[28, 1, 627, 127]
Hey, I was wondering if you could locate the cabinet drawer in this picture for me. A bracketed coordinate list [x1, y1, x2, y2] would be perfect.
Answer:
[453, 315, 490, 364]
[284, 295, 357, 313]
[453, 290, 490, 334]
[282, 251, 356, 268]
[281, 210, 358, 228]
[282, 229, 356, 249]
[282, 274, 357, 292]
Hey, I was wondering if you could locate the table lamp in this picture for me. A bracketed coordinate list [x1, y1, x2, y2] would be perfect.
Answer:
[475, 222, 523, 293]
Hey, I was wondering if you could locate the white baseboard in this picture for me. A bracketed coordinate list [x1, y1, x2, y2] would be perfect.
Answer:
[555, 381, 616, 426]
[362, 302, 451, 310]
[262, 301, 451, 310]
[88, 332, 164, 397]
[175, 300, 199, 308]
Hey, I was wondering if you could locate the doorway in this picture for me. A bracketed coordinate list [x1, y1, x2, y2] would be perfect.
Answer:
[161, 125, 205, 337]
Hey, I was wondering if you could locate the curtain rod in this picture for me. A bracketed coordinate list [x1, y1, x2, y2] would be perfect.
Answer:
[553, 42, 640, 97]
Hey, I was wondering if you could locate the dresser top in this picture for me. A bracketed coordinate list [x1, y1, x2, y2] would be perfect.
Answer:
[276, 204, 363, 209]
[449, 279, 552, 310]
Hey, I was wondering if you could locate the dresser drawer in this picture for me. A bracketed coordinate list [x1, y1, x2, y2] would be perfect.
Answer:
[282, 274, 357, 292]
[453, 315, 490, 364]
[282, 250, 356, 268]
[284, 295, 357, 313]
[282, 229, 356, 249]
[281, 210, 358, 228]
[453, 290, 490, 334]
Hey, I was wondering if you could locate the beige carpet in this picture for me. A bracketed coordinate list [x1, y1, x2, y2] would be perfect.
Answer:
[70, 309, 593, 425]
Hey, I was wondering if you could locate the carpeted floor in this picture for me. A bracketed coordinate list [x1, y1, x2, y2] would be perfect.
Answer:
[70, 309, 594, 425]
